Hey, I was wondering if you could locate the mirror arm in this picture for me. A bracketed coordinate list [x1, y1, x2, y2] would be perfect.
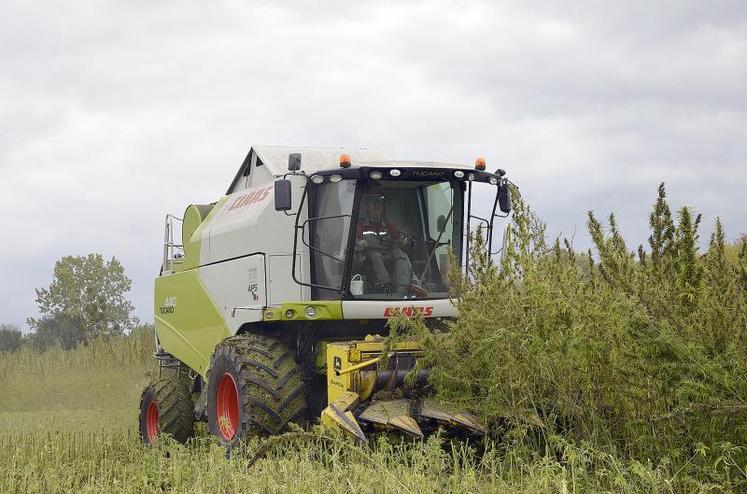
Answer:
[418, 205, 455, 284]
[290, 186, 311, 286]
[465, 181, 472, 274]
[487, 184, 501, 254]
[283, 170, 307, 180]
[281, 173, 309, 217]
[290, 189, 346, 294]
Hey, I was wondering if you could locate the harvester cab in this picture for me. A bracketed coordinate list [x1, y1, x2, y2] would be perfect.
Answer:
[140, 146, 511, 446]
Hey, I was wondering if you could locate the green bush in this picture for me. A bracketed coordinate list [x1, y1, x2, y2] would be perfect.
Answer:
[417, 184, 747, 488]
[0, 324, 23, 353]
[27, 313, 86, 351]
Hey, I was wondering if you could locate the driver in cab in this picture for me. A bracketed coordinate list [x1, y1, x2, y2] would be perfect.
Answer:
[355, 194, 422, 295]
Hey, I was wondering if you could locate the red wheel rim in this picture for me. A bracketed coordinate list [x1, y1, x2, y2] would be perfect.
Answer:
[146, 401, 159, 442]
[216, 373, 240, 440]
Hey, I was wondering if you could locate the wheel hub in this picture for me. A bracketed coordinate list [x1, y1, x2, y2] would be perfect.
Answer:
[146, 401, 159, 441]
[216, 373, 240, 440]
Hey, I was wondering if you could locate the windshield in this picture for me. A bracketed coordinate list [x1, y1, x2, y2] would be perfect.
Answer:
[305, 172, 505, 300]
[308, 178, 463, 300]
[309, 179, 357, 299]
[351, 180, 462, 299]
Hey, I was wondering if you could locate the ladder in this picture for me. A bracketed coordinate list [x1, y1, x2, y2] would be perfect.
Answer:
[161, 214, 184, 274]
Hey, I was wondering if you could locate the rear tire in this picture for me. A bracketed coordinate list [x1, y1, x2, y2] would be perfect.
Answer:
[207, 334, 307, 447]
[139, 377, 195, 445]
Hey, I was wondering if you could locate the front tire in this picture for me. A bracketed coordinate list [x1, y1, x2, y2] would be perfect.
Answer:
[207, 334, 307, 447]
[139, 377, 195, 445]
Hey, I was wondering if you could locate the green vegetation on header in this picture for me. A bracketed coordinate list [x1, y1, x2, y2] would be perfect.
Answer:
[415, 183, 747, 490]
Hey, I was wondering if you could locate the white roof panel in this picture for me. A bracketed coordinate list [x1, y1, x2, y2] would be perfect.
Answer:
[252, 145, 476, 175]
[253, 145, 389, 175]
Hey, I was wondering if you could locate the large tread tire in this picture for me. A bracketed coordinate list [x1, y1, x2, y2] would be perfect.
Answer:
[139, 377, 195, 445]
[207, 334, 307, 447]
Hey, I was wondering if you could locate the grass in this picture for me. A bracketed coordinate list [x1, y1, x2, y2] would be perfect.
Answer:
[0, 430, 564, 494]
[0, 333, 667, 494]
[0, 335, 543, 494]
[0, 332, 152, 435]
[2, 331, 741, 492]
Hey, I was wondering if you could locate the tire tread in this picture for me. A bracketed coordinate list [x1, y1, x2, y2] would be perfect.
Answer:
[207, 334, 307, 445]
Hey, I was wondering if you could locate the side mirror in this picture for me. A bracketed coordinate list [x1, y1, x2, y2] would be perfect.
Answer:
[274, 179, 292, 211]
[437, 214, 447, 234]
[288, 153, 301, 171]
[498, 184, 511, 213]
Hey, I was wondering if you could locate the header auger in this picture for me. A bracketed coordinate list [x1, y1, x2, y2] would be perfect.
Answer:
[139, 145, 511, 446]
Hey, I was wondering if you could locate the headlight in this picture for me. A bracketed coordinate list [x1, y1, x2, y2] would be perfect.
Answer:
[454, 170, 465, 178]
[329, 174, 343, 183]
[305, 306, 317, 318]
[389, 169, 401, 177]
[311, 175, 324, 184]
[370, 171, 383, 180]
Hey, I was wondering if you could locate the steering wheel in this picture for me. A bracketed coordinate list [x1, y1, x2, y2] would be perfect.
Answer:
[361, 232, 396, 250]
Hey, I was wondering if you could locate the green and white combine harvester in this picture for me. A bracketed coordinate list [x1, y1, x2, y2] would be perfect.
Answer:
[139, 146, 511, 446]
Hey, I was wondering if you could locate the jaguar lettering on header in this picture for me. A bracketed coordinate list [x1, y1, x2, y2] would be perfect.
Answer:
[384, 306, 434, 318]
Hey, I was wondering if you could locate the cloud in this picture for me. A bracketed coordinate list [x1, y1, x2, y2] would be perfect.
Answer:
[0, 0, 745, 329]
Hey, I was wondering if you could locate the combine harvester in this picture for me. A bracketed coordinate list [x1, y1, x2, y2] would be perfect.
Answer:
[139, 146, 511, 446]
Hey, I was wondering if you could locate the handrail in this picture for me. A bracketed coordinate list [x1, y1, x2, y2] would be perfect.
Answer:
[162, 214, 184, 273]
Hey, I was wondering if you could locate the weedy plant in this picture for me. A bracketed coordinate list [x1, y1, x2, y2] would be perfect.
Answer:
[413, 183, 747, 490]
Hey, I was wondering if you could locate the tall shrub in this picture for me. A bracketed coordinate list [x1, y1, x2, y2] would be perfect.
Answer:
[419, 184, 747, 478]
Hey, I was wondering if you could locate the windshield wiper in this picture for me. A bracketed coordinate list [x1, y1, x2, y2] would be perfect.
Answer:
[418, 204, 454, 284]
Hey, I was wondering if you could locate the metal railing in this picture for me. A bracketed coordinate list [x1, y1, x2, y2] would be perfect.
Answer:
[162, 214, 184, 274]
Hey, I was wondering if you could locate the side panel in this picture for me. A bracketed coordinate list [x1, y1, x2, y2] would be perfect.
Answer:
[154, 270, 230, 377]
[207, 180, 301, 263]
[199, 254, 267, 334]
[267, 254, 302, 306]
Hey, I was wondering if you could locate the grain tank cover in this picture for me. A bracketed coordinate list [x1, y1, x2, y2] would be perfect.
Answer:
[253, 146, 389, 176]
[181, 204, 214, 270]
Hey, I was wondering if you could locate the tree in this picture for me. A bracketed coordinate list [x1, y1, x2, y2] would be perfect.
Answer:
[29, 254, 135, 340]
[0, 323, 23, 353]
[29, 313, 87, 351]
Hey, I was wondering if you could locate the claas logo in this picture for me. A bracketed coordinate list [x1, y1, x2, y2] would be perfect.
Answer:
[384, 306, 434, 318]
[228, 185, 273, 211]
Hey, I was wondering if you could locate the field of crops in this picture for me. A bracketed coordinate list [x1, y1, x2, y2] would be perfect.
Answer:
[0, 335, 584, 493]
[1, 188, 745, 493]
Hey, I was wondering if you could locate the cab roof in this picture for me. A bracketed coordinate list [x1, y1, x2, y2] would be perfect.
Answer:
[250, 145, 475, 176]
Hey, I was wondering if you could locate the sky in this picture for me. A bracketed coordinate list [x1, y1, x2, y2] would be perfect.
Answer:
[1, 1, 745, 331]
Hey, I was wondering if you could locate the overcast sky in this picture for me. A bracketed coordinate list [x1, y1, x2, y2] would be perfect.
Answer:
[1, 1, 745, 331]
